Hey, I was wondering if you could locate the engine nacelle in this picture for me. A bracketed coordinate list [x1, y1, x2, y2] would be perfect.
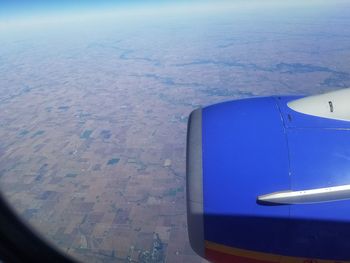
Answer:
[187, 88, 350, 263]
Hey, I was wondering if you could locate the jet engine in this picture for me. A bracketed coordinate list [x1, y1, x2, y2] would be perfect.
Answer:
[187, 88, 350, 263]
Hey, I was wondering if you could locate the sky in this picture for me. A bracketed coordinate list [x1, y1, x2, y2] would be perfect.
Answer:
[0, 0, 230, 30]
[0, 0, 342, 19]
[0, 0, 205, 18]
[0, 0, 275, 30]
[0, 0, 348, 31]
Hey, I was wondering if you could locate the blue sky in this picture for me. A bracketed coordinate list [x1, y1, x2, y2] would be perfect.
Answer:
[1, 0, 344, 17]
[0, 0, 206, 19]
[0, 0, 236, 28]
[0, 0, 347, 28]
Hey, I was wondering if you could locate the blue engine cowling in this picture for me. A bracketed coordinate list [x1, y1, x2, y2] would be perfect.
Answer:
[187, 95, 350, 262]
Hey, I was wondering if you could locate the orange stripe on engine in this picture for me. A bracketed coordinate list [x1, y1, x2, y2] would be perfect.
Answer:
[206, 246, 277, 263]
[205, 240, 350, 263]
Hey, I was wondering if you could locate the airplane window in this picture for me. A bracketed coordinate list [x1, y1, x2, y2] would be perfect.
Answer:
[1, 1, 350, 262]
